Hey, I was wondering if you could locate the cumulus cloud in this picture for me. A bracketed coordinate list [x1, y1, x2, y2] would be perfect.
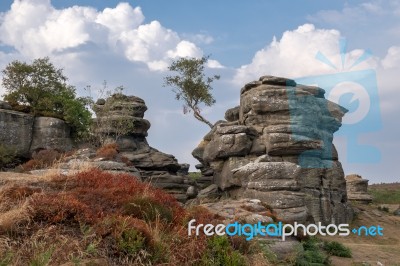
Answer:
[381, 46, 400, 69]
[234, 24, 347, 84]
[0, 0, 222, 71]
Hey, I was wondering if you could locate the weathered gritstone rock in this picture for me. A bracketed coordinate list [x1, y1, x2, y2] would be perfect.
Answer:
[93, 94, 192, 202]
[0, 108, 72, 157]
[30, 117, 73, 153]
[345, 174, 373, 204]
[193, 75, 353, 224]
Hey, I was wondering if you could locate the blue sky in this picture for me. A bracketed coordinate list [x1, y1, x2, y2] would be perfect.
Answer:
[0, 0, 399, 183]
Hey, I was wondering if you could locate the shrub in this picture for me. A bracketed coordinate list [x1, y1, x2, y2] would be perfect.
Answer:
[295, 237, 330, 266]
[120, 156, 133, 166]
[323, 241, 352, 258]
[0, 144, 17, 170]
[200, 235, 246, 266]
[123, 196, 173, 223]
[20, 159, 41, 171]
[95, 216, 152, 256]
[32, 149, 61, 165]
[31, 193, 91, 224]
[0, 169, 252, 265]
[21, 149, 61, 171]
[96, 143, 118, 160]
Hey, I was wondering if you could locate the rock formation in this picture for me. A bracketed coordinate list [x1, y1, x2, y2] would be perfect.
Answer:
[193, 75, 353, 224]
[93, 94, 191, 202]
[345, 174, 373, 203]
[0, 103, 72, 157]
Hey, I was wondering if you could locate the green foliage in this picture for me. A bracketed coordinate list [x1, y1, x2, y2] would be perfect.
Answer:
[200, 236, 246, 266]
[29, 247, 54, 266]
[257, 242, 278, 264]
[163, 55, 220, 128]
[2, 57, 92, 140]
[296, 237, 331, 266]
[323, 241, 352, 258]
[123, 196, 173, 223]
[0, 252, 13, 266]
[0, 144, 17, 169]
[117, 228, 146, 255]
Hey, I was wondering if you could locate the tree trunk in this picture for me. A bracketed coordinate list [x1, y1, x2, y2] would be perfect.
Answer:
[193, 109, 213, 128]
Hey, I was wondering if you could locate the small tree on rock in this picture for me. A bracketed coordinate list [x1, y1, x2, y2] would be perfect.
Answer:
[1, 57, 92, 140]
[163, 55, 220, 128]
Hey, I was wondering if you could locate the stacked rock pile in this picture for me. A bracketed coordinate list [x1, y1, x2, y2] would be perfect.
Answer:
[193, 76, 353, 224]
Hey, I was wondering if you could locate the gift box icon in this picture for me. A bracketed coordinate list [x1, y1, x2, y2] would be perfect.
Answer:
[288, 39, 382, 167]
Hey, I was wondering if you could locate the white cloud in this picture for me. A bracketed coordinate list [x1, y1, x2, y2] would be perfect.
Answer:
[0, 0, 205, 71]
[233, 24, 349, 85]
[207, 59, 225, 69]
[166, 40, 203, 59]
[381, 46, 400, 69]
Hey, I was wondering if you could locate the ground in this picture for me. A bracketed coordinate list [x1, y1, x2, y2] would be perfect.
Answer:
[322, 202, 400, 265]
[0, 171, 399, 265]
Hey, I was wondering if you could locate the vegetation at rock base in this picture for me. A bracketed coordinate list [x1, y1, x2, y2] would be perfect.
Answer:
[19, 149, 62, 171]
[323, 241, 352, 258]
[295, 237, 330, 266]
[1, 57, 92, 140]
[0, 145, 18, 170]
[0, 169, 273, 265]
[163, 55, 220, 128]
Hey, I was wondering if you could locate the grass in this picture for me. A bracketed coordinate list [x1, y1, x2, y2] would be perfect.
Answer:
[188, 172, 202, 180]
[369, 182, 400, 204]
[0, 169, 263, 265]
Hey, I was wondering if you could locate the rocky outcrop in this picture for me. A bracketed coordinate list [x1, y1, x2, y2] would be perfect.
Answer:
[193, 75, 353, 224]
[30, 117, 73, 153]
[93, 94, 192, 202]
[345, 174, 372, 203]
[0, 107, 72, 157]
[0, 109, 34, 157]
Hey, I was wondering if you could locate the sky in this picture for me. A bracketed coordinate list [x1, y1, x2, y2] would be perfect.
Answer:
[0, 0, 399, 183]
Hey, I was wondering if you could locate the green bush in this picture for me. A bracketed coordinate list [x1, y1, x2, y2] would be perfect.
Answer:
[0, 144, 17, 169]
[200, 236, 246, 266]
[117, 228, 146, 255]
[323, 241, 352, 258]
[2, 57, 92, 140]
[295, 237, 331, 266]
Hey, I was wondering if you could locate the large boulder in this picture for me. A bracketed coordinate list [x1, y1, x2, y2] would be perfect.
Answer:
[93, 94, 191, 202]
[0, 109, 34, 157]
[192, 75, 353, 224]
[30, 117, 73, 153]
